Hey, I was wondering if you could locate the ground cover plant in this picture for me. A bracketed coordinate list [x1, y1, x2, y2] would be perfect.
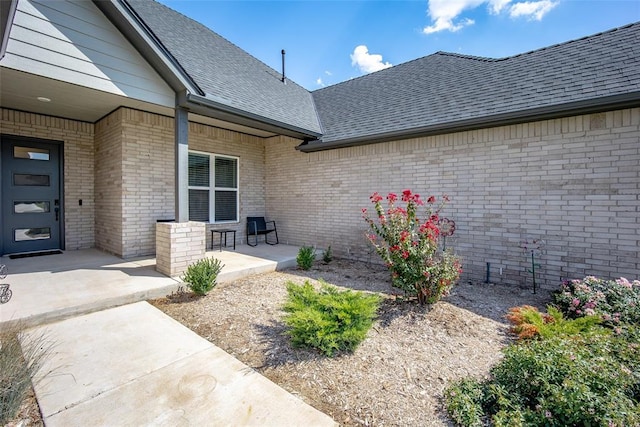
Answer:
[181, 257, 223, 295]
[282, 280, 380, 356]
[363, 190, 461, 304]
[446, 275, 640, 426]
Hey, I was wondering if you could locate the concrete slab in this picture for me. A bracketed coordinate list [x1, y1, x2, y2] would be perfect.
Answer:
[0, 249, 181, 328]
[0, 245, 302, 329]
[25, 302, 336, 426]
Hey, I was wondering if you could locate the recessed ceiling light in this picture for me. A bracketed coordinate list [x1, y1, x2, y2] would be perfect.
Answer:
[37, 97, 51, 102]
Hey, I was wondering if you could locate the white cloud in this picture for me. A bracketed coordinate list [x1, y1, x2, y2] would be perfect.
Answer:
[488, 0, 512, 14]
[509, 0, 558, 20]
[423, 0, 484, 34]
[316, 77, 325, 87]
[423, 0, 558, 34]
[350, 45, 393, 74]
[325, 70, 333, 76]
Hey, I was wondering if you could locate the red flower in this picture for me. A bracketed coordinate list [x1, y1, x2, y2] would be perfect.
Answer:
[443, 194, 450, 202]
[389, 245, 400, 252]
[401, 251, 410, 259]
[427, 196, 436, 204]
[399, 230, 410, 242]
[370, 192, 383, 203]
[387, 193, 397, 203]
[401, 189, 413, 202]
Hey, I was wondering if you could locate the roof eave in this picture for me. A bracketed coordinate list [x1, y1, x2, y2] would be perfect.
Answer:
[297, 92, 640, 153]
[183, 92, 323, 140]
[0, 0, 18, 60]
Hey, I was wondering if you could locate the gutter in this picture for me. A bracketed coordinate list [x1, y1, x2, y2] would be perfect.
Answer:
[297, 92, 640, 153]
[183, 92, 323, 140]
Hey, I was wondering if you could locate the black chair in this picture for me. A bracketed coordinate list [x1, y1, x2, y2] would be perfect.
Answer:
[246, 217, 279, 246]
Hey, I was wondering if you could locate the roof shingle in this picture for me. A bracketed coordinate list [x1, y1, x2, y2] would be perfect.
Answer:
[311, 22, 640, 147]
[125, 0, 321, 135]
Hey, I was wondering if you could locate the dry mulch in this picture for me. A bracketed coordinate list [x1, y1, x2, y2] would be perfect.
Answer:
[7, 259, 551, 426]
[149, 259, 552, 426]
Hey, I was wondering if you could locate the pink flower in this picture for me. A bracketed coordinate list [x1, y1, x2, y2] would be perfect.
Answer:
[370, 192, 383, 203]
[401, 251, 410, 259]
[427, 196, 436, 204]
[387, 193, 397, 203]
[572, 298, 580, 307]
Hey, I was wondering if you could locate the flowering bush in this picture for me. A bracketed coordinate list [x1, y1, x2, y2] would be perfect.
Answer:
[553, 276, 640, 325]
[445, 327, 640, 426]
[362, 189, 461, 304]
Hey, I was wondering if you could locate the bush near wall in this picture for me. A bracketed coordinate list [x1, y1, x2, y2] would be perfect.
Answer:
[445, 276, 640, 426]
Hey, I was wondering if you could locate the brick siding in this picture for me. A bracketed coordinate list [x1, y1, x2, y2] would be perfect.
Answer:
[265, 108, 640, 289]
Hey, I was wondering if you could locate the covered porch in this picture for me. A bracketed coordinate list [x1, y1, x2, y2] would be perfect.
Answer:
[0, 244, 300, 329]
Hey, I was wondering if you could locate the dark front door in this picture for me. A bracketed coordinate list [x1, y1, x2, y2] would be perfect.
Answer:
[1, 136, 63, 255]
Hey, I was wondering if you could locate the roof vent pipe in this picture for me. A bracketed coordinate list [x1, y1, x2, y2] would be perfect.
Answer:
[281, 49, 286, 84]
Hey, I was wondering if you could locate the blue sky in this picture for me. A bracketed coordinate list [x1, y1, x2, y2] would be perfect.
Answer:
[156, 0, 640, 90]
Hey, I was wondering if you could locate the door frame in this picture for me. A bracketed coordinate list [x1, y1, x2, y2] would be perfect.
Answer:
[0, 134, 65, 255]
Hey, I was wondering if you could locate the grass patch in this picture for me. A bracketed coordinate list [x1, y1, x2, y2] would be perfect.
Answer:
[1, 324, 53, 424]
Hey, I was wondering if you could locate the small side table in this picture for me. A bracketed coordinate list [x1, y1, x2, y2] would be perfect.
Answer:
[211, 229, 236, 251]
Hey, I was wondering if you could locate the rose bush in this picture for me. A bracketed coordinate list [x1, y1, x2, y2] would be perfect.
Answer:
[362, 189, 461, 304]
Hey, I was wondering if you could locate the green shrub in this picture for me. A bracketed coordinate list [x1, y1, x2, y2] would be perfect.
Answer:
[445, 327, 640, 426]
[296, 246, 316, 270]
[505, 305, 605, 341]
[444, 378, 486, 427]
[553, 276, 640, 325]
[322, 245, 333, 264]
[181, 257, 223, 295]
[282, 280, 380, 356]
[1, 325, 53, 424]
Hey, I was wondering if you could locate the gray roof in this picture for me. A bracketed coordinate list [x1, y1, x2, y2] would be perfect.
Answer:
[307, 22, 640, 151]
[124, 0, 322, 136]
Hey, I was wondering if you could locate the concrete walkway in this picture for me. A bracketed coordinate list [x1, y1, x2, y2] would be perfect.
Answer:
[4, 246, 336, 426]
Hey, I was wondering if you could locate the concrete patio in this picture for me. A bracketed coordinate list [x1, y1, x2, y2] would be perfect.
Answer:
[0, 244, 300, 329]
[2, 244, 337, 426]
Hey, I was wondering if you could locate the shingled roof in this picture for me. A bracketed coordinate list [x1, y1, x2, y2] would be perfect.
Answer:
[124, 0, 322, 137]
[304, 22, 640, 152]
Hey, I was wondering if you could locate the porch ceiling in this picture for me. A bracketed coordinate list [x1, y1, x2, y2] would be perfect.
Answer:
[0, 67, 279, 137]
[0, 67, 173, 122]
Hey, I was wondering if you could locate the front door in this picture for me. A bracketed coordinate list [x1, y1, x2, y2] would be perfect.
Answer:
[1, 136, 63, 255]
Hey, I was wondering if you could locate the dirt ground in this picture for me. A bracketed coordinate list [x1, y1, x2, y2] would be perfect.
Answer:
[7, 258, 551, 426]
[149, 259, 552, 426]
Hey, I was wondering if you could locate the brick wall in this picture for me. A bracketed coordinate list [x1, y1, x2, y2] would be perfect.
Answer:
[120, 109, 175, 258]
[95, 109, 124, 255]
[265, 108, 640, 289]
[99, 107, 267, 258]
[1, 108, 95, 250]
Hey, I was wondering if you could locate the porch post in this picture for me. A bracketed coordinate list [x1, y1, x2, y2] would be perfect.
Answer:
[175, 106, 189, 222]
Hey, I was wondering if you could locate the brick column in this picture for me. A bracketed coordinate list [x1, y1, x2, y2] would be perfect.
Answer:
[156, 221, 206, 277]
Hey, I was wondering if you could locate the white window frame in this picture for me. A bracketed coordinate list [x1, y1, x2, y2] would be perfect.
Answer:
[188, 150, 239, 223]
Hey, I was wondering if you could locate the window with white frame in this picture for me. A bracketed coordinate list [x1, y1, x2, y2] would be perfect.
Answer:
[188, 151, 238, 223]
